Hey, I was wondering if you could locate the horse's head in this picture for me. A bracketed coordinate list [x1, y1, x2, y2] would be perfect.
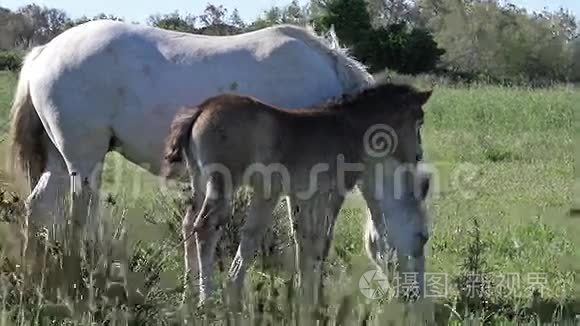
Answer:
[345, 82, 431, 164]
[390, 88, 431, 164]
[356, 83, 433, 297]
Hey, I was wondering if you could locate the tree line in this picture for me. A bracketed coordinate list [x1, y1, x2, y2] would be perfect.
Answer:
[1, 0, 579, 83]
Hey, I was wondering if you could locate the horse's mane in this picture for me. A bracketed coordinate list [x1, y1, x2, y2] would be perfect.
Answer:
[273, 24, 374, 93]
[320, 81, 418, 112]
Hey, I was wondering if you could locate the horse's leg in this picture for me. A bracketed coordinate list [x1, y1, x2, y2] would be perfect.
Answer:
[39, 127, 110, 296]
[63, 157, 107, 297]
[288, 193, 342, 311]
[181, 187, 204, 305]
[286, 195, 300, 278]
[20, 140, 69, 297]
[194, 176, 230, 306]
[317, 192, 344, 305]
[66, 156, 106, 249]
[292, 196, 327, 306]
[25, 138, 69, 228]
[320, 192, 345, 262]
[227, 192, 278, 308]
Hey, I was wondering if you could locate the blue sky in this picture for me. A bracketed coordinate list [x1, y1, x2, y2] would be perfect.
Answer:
[0, 0, 578, 23]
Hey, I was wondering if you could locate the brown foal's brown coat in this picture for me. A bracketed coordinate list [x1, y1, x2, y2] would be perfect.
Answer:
[162, 82, 432, 305]
[164, 83, 430, 187]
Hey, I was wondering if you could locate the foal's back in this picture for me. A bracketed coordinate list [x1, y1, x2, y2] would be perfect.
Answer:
[190, 94, 360, 195]
[193, 94, 352, 167]
[192, 94, 282, 169]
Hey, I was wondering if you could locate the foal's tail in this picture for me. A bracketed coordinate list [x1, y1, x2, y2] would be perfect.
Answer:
[162, 107, 203, 179]
[8, 45, 48, 194]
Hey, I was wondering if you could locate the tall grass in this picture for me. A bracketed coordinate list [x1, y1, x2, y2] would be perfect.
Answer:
[0, 72, 578, 324]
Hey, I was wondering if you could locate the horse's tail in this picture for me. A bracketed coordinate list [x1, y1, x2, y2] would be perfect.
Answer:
[274, 24, 374, 93]
[162, 107, 203, 179]
[8, 45, 48, 194]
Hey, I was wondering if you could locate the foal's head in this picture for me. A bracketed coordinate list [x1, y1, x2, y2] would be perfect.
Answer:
[339, 82, 431, 164]
[345, 82, 434, 284]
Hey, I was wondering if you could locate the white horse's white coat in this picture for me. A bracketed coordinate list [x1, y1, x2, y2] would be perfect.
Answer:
[28, 21, 370, 176]
[10, 20, 427, 300]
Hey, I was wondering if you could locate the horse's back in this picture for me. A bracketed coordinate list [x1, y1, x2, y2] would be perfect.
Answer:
[24, 20, 368, 174]
[28, 21, 354, 100]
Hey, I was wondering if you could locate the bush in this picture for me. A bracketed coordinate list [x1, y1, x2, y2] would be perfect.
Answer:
[357, 23, 444, 74]
[0, 51, 22, 71]
[312, 0, 444, 74]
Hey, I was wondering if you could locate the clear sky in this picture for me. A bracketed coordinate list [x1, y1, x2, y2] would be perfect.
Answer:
[0, 0, 578, 23]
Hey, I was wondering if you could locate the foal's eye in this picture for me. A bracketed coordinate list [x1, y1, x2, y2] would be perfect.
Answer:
[415, 119, 424, 130]
[415, 120, 423, 145]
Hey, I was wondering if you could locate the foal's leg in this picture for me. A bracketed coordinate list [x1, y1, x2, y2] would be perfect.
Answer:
[318, 192, 345, 302]
[227, 192, 279, 307]
[288, 193, 343, 298]
[181, 186, 204, 304]
[320, 192, 345, 261]
[292, 196, 329, 306]
[194, 176, 230, 305]
[286, 195, 300, 278]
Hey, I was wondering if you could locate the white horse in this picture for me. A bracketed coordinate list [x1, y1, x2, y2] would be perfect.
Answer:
[8, 20, 428, 299]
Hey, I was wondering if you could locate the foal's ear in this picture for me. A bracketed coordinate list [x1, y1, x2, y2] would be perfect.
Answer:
[403, 90, 432, 108]
[415, 90, 433, 107]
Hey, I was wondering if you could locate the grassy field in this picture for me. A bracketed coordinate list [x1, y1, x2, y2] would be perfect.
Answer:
[0, 70, 578, 324]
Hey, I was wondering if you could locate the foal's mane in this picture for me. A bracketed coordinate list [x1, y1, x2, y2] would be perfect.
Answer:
[317, 81, 418, 114]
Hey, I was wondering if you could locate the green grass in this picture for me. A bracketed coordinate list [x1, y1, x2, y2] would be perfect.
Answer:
[0, 71, 578, 324]
[0, 71, 16, 126]
[0, 71, 17, 187]
[574, 96, 580, 212]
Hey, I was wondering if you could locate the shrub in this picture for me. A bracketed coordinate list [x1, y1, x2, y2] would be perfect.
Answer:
[0, 51, 22, 71]
[312, 1, 444, 74]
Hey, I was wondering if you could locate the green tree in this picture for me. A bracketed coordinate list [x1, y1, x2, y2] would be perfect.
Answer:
[312, 0, 443, 73]
[147, 12, 196, 33]
[418, 0, 577, 81]
[571, 38, 580, 82]
[246, 1, 308, 31]
[228, 8, 245, 29]
[67, 13, 124, 28]
[91, 13, 124, 21]
[0, 8, 33, 49]
[311, 0, 372, 47]
[198, 4, 227, 27]
[17, 4, 71, 44]
[282, 0, 307, 25]
[366, 0, 419, 27]
[197, 4, 242, 35]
